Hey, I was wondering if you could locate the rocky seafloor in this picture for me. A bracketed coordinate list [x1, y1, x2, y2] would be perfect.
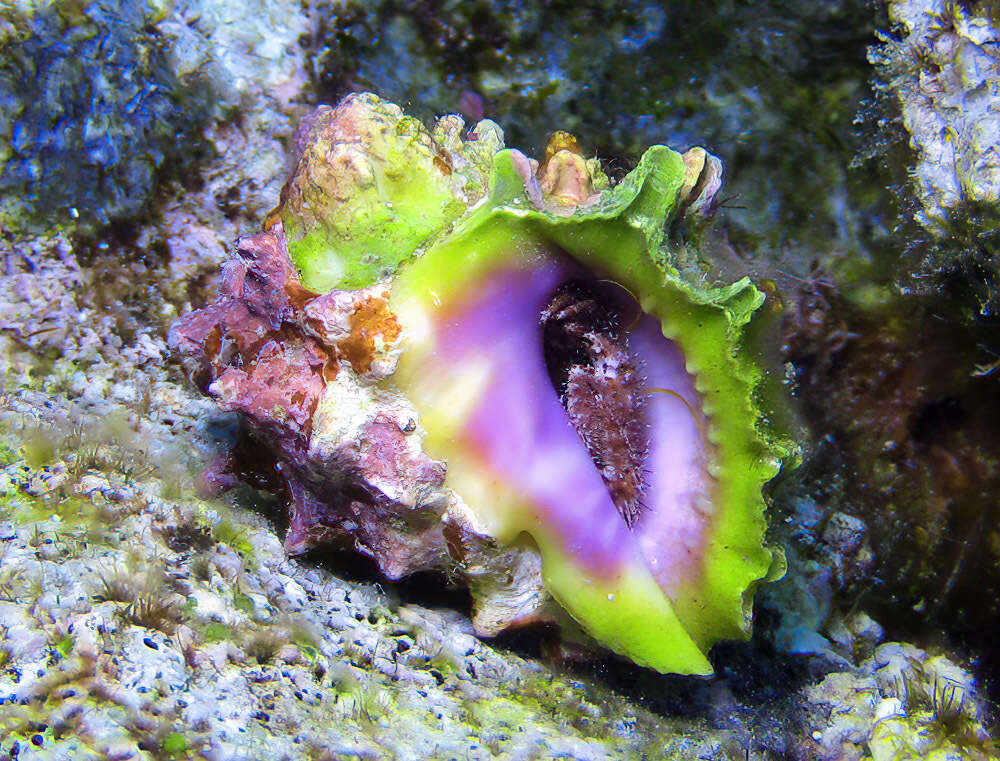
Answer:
[2, 0, 1000, 759]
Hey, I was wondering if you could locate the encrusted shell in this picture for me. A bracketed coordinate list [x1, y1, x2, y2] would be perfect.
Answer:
[170, 93, 791, 674]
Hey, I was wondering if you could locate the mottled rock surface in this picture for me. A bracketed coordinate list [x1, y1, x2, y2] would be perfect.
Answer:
[872, 0, 1000, 231]
[0, 453, 743, 760]
[0, 0, 305, 234]
[867, 0, 1000, 316]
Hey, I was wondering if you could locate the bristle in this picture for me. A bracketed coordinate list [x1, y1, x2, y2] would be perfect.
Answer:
[540, 279, 650, 528]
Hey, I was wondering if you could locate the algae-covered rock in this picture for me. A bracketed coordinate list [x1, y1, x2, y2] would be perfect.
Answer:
[800, 643, 997, 761]
[0, 0, 197, 232]
[0, 424, 762, 761]
[872, 0, 1000, 232]
[779, 261, 1000, 695]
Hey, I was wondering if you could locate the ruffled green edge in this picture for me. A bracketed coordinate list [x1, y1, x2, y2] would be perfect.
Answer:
[394, 147, 791, 664]
[283, 127, 792, 669]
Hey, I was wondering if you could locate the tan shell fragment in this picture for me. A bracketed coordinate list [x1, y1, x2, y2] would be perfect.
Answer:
[538, 131, 608, 210]
[679, 146, 725, 216]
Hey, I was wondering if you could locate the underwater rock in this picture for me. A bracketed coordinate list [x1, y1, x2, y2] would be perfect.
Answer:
[0, 454, 770, 760]
[764, 495, 877, 667]
[0, 0, 196, 232]
[0, 0, 305, 234]
[170, 93, 792, 674]
[869, 0, 1000, 315]
[872, 0, 1000, 233]
[781, 268, 1000, 693]
[799, 642, 996, 761]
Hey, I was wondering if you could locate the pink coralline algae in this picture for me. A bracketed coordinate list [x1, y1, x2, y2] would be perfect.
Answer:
[171, 227, 450, 579]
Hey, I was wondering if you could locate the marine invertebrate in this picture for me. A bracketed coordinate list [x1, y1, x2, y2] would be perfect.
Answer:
[170, 93, 790, 674]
